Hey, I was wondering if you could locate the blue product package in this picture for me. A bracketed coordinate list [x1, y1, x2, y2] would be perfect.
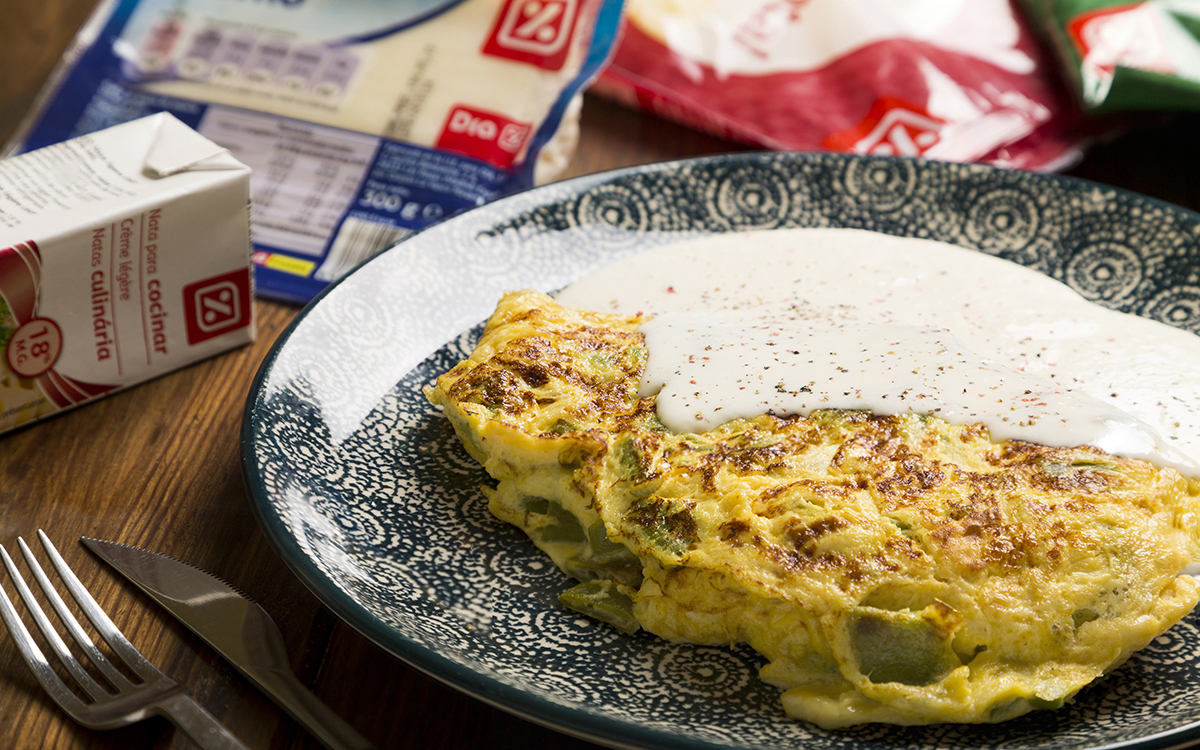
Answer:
[7, 0, 625, 303]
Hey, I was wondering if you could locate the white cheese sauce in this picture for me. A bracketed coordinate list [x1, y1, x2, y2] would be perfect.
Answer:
[556, 228, 1200, 478]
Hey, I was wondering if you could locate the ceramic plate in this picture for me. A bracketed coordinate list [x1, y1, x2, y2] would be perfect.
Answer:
[242, 152, 1200, 750]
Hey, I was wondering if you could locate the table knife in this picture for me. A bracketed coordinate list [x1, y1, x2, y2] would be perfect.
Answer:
[81, 537, 375, 750]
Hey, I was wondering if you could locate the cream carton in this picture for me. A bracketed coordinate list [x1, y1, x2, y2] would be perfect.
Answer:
[0, 112, 254, 434]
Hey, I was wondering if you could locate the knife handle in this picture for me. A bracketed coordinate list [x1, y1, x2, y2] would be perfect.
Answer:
[247, 667, 376, 750]
[156, 691, 251, 750]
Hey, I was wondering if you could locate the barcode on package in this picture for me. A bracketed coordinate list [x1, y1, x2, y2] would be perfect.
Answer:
[315, 216, 411, 282]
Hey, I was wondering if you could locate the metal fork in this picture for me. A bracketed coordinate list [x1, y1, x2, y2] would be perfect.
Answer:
[0, 531, 249, 749]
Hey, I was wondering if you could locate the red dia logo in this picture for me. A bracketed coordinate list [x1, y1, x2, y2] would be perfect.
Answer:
[436, 106, 532, 168]
[824, 98, 944, 158]
[482, 0, 579, 71]
[183, 268, 252, 345]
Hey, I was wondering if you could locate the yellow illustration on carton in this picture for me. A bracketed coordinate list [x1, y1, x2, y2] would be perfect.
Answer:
[0, 293, 54, 431]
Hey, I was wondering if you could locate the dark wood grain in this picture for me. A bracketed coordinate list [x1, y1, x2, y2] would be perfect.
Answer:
[2, 3, 1200, 750]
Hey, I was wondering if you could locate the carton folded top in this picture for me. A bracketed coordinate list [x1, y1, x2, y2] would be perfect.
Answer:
[1, 113, 252, 247]
[143, 113, 242, 177]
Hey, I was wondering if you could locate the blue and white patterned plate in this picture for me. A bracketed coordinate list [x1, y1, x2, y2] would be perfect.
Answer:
[242, 152, 1200, 750]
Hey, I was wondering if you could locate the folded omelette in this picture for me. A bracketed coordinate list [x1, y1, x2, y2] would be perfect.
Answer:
[424, 289, 1200, 728]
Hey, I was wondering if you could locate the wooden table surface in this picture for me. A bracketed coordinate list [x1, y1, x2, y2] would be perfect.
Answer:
[3, 2, 1200, 750]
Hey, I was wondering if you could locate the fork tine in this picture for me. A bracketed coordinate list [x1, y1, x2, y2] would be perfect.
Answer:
[3, 542, 110, 699]
[15, 534, 134, 692]
[30, 531, 162, 685]
[0, 544, 93, 713]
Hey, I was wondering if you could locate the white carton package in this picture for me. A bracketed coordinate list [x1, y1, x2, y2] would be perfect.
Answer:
[0, 112, 255, 435]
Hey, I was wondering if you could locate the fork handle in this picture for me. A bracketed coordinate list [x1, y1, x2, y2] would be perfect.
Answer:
[154, 692, 251, 750]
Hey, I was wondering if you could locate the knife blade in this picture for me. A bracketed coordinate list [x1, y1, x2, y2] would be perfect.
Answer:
[81, 537, 375, 750]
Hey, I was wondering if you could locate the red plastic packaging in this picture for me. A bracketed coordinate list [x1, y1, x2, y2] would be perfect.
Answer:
[592, 0, 1097, 171]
